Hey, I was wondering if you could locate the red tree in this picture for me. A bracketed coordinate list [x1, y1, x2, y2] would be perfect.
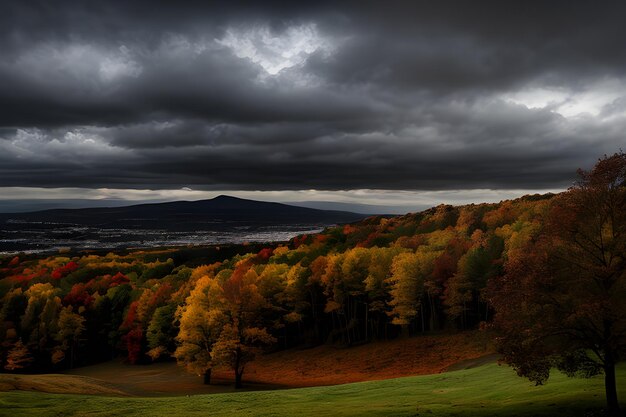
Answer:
[489, 152, 626, 416]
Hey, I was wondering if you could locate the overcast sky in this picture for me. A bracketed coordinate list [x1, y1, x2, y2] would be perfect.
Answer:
[1, 1, 624, 212]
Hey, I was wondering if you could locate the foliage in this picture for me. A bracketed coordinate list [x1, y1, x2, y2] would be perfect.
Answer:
[174, 275, 225, 382]
[209, 261, 277, 387]
[0, 172, 567, 384]
[4, 339, 33, 371]
[53, 306, 85, 367]
[489, 152, 626, 416]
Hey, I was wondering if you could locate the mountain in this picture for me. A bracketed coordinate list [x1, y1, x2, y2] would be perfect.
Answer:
[0, 195, 366, 229]
[0, 196, 369, 253]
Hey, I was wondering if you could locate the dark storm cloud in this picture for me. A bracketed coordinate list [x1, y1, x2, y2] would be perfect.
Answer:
[1, 0, 626, 191]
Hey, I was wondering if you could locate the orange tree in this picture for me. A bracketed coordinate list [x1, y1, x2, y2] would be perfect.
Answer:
[209, 260, 276, 388]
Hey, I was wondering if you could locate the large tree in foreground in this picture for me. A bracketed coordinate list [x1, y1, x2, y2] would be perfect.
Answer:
[490, 152, 626, 416]
[210, 261, 276, 388]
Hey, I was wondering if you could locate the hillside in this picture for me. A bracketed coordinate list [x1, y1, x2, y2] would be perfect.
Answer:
[0, 192, 554, 373]
[53, 331, 492, 395]
[0, 331, 491, 397]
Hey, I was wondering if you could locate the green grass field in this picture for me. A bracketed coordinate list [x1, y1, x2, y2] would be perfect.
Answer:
[1, 362, 624, 417]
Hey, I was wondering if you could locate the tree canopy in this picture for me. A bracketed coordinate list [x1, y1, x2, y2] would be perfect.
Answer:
[489, 152, 626, 416]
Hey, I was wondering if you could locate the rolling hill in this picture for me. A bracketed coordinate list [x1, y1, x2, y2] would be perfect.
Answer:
[2, 361, 624, 416]
[0, 195, 368, 230]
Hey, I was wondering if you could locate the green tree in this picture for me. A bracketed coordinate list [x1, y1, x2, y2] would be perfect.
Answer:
[146, 304, 177, 360]
[0, 288, 27, 345]
[446, 231, 502, 328]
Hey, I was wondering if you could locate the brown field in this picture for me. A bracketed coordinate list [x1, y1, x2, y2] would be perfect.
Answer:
[241, 330, 494, 387]
[0, 331, 494, 396]
[0, 373, 129, 396]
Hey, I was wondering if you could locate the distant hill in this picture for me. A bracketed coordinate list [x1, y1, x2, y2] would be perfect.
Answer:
[0, 195, 367, 231]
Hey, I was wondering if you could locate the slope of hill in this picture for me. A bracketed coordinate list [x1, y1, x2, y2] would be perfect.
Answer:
[2, 362, 624, 416]
[45, 331, 491, 396]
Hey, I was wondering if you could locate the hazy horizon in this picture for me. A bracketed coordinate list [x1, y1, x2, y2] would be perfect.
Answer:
[0, 187, 564, 215]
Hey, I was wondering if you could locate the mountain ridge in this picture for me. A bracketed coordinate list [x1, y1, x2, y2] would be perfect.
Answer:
[0, 195, 367, 225]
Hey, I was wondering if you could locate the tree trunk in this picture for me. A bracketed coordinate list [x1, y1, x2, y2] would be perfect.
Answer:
[604, 359, 621, 416]
[428, 294, 437, 331]
[203, 368, 211, 385]
[400, 324, 409, 338]
[462, 300, 467, 330]
[235, 370, 243, 389]
[364, 303, 369, 341]
[234, 348, 243, 389]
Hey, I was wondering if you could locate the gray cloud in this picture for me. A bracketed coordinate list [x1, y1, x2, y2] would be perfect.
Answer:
[0, 1, 625, 193]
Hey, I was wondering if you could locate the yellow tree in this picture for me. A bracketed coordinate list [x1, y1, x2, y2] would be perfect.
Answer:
[340, 247, 374, 342]
[174, 275, 225, 384]
[53, 306, 85, 369]
[387, 252, 422, 335]
[387, 249, 439, 335]
[283, 263, 310, 323]
[21, 283, 61, 356]
[364, 246, 406, 339]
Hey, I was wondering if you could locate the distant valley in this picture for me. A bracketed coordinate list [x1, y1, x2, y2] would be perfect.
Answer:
[0, 195, 368, 254]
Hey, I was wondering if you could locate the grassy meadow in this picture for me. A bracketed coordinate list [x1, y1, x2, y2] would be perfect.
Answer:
[2, 362, 624, 417]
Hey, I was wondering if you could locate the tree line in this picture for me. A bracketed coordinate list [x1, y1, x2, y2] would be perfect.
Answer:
[1, 153, 624, 414]
[0, 194, 550, 375]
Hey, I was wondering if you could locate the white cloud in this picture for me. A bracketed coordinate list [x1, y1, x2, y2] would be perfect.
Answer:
[502, 77, 626, 118]
[503, 87, 569, 111]
[216, 23, 333, 75]
[1, 128, 130, 163]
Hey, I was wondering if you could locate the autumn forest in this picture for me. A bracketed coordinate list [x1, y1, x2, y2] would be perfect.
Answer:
[1, 153, 625, 415]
